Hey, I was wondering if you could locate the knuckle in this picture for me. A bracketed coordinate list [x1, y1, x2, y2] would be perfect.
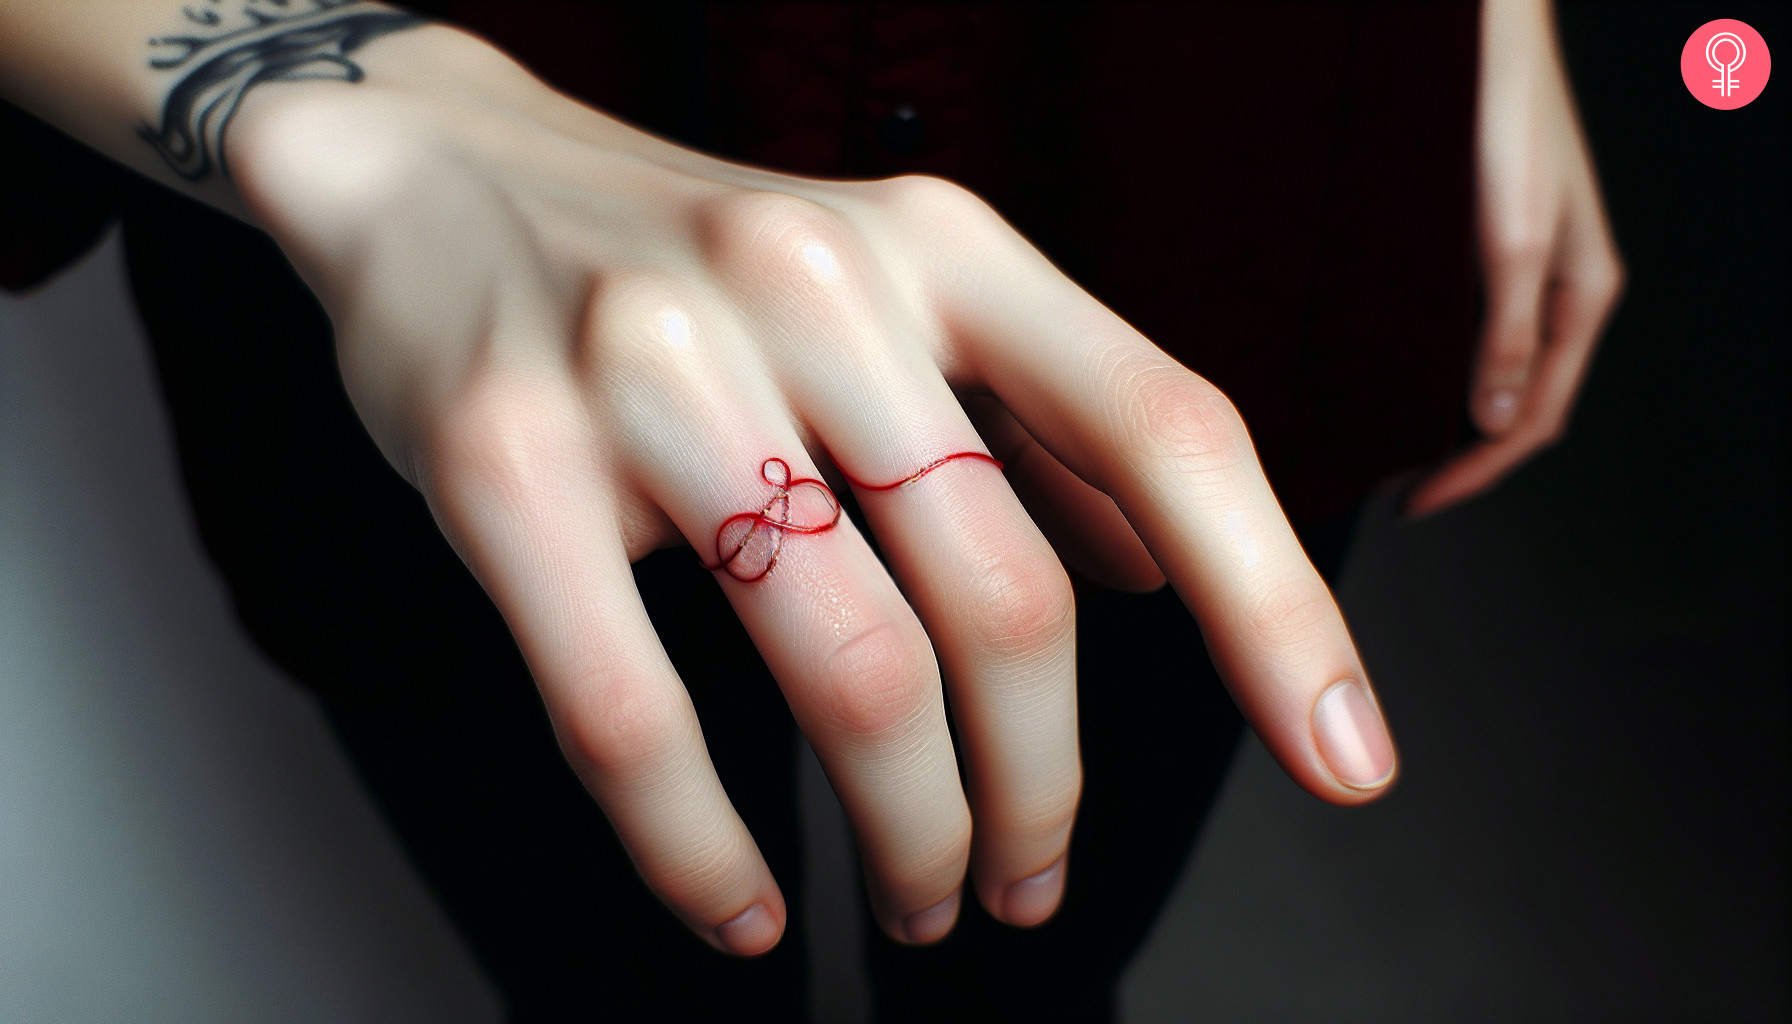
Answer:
[870, 173, 1027, 270]
[968, 557, 1076, 663]
[1239, 577, 1337, 657]
[697, 189, 856, 288]
[582, 272, 688, 345]
[820, 622, 935, 742]
[887, 172, 980, 204]
[1113, 357, 1248, 480]
[879, 173, 994, 221]
[557, 677, 692, 784]
[576, 271, 707, 385]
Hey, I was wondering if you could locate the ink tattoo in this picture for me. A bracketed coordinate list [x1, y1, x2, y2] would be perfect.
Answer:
[140, 0, 424, 181]
[702, 453, 1002, 582]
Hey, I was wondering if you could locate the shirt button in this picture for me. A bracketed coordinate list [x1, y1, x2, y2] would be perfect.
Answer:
[879, 103, 924, 155]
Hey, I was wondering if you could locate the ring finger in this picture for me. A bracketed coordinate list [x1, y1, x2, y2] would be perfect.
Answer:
[601, 283, 973, 944]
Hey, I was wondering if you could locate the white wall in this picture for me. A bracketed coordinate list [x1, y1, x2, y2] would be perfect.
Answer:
[0, 231, 502, 1024]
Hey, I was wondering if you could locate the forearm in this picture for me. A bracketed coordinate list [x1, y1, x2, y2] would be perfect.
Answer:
[0, 0, 430, 219]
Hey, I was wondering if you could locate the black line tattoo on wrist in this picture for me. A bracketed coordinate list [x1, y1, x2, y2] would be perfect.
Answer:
[139, 0, 425, 181]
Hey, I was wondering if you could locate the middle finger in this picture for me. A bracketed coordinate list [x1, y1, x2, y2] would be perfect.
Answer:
[699, 195, 1083, 927]
[595, 274, 972, 944]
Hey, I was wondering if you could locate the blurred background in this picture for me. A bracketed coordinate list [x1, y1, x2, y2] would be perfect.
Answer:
[1, 3, 1784, 1021]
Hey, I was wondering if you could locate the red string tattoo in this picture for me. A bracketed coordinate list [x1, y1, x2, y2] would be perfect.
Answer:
[701, 452, 1001, 581]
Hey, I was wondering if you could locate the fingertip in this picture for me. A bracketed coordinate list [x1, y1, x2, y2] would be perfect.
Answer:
[998, 854, 1067, 928]
[714, 901, 783, 957]
[1312, 679, 1398, 797]
[898, 889, 962, 945]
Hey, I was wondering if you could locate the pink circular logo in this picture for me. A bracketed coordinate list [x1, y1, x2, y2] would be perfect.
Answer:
[1683, 19, 1771, 109]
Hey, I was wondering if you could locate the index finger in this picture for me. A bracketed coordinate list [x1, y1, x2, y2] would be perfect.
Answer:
[418, 378, 788, 954]
[945, 252, 1397, 803]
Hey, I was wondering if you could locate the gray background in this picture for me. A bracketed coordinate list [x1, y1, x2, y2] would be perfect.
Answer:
[2, 3, 1785, 1021]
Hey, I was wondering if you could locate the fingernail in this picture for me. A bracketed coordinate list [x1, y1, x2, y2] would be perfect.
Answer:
[1002, 854, 1067, 927]
[716, 903, 778, 956]
[902, 889, 961, 945]
[1483, 388, 1519, 432]
[1313, 679, 1397, 790]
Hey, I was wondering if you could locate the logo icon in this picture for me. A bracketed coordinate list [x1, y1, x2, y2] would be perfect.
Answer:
[1708, 31, 1746, 96]
[1683, 19, 1771, 109]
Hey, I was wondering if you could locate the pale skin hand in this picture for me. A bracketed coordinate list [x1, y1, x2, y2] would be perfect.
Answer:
[0, 2, 1399, 958]
[1403, 0, 1625, 519]
[231, 24, 1404, 954]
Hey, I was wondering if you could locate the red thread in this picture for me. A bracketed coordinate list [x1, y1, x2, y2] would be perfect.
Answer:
[840, 451, 1004, 491]
[701, 451, 1000, 581]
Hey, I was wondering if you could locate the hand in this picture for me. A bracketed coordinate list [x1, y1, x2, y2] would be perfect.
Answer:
[1402, 0, 1625, 520]
[227, 22, 1398, 956]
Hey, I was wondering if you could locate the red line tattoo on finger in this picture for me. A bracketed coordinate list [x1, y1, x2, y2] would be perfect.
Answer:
[701, 452, 1001, 581]
[701, 458, 840, 583]
[845, 451, 1004, 491]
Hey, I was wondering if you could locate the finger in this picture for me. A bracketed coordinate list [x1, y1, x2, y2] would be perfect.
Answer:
[1397, 427, 1549, 521]
[1401, 246, 1621, 521]
[695, 192, 1085, 927]
[1472, 239, 1550, 436]
[966, 394, 1164, 594]
[851, 446, 1082, 928]
[419, 375, 784, 957]
[846, 446, 1083, 929]
[943, 250, 1397, 804]
[651, 445, 973, 944]
[596, 265, 972, 945]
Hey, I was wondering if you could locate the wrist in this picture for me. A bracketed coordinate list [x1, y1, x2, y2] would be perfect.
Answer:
[226, 20, 490, 214]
